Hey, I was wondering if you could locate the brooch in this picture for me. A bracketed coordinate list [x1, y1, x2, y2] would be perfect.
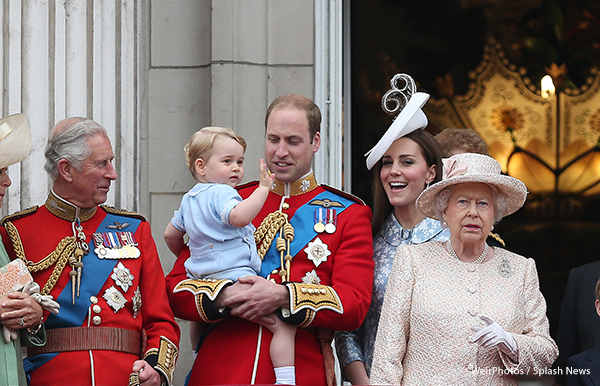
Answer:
[304, 238, 331, 267]
[103, 286, 127, 313]
[302, 269, 322, 285]
[498, 256, 513, 278]
[132, 287, 142, 318]
[111, 262, 135, 292]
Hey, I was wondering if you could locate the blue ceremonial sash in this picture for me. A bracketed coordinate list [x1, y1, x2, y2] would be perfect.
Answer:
[258, 190, 354, 277]
[24, 213, 142, 375]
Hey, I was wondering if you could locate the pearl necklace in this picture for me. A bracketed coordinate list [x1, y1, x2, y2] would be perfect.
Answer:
[447, 241, 489, 264]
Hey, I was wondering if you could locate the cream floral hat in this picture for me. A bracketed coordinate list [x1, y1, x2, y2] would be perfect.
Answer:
[365, 73, 430, 170]
[0, 113, 31, 169]
[416, 153, 528, 220]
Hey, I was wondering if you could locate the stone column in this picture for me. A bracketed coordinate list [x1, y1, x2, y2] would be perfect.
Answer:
[1, 0, 142, 215]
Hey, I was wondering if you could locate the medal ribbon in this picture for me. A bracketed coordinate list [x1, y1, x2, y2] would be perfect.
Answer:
[258, 191, 354, 277]
[24, 212, 142, 374]
[99, 231, 137, 249]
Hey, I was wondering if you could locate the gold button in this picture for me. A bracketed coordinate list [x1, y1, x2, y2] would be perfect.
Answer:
[282, 202, 290, 210]
[92, 305, 102, 314]
[92, 315, 102, 325]
[90, 296, 98, 304]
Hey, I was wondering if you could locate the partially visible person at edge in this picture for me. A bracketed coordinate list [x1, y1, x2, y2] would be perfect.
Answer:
[434, 127, 489, 158]
[0, 113, 59, 385]
[555, 261, 600, 385]
[0, 117, 180, 386]
[565, 275, 600, 385]
[435, 127, 506, 249]
[370, 152, 558, 386]
[335, 76, 449, 385]
[166, 94, 374, 385]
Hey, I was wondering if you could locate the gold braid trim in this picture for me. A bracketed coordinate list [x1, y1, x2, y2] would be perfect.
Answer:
[143, 336, 178, 386]
[197, 294, 209, 322]
[101, 205, 147, 221]
[173, 278, 233, 322]
[254, 211, 288, 260]
[4, 220, 77, 295]
[254, 211, 295, 281]
[173, 278, 232, 301]
[298, 309, 315, 328]
[285, 283, 344, 316]
[489, 232, 506, 247]
[0, 206, 38, 226]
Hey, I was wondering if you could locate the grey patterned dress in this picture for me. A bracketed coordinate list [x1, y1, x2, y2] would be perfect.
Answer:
[335, 213, 449, 378]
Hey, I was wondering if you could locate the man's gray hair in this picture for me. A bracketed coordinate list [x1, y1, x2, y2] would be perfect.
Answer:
[44, 118, 109, 180]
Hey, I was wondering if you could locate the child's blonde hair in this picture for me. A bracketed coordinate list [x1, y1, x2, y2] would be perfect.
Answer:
[184, 127, 247, 178]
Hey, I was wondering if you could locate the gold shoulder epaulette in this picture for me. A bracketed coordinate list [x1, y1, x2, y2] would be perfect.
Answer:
[321, 184, 366, 205]
[100, 205, 147, 222]
[0, 206, 39, 225]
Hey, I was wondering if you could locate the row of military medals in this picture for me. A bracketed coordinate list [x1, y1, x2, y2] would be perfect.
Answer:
[313, 208, 337, 234]
[93, 231, 141, 260]
[95, 230, 142, 316]
[69, 223, 141, 305]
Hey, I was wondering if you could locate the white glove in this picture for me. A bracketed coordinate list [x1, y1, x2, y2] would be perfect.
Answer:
[470, 315, 518, 362]
[24, 281, 60, 314]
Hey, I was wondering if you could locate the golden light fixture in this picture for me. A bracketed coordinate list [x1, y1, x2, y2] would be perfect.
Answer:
[540, 75, 555, 98]
[425, 40, 600, 218]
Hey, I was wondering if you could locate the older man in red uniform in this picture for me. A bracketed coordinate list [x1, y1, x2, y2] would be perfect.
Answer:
[166, 94, 374, 385]
[0, 118, 179, 386]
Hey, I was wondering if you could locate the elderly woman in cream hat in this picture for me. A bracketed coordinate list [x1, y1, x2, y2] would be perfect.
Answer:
[370, 153, 558, 386]
[0, 114, 51, 386]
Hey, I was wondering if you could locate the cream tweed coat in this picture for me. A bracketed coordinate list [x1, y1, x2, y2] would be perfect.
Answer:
[370, 242, 558, 386]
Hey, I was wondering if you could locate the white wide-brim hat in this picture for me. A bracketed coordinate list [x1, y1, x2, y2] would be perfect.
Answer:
[0, 113, 31, 169]
[416, 153, 528, 220]
[365, 73, 430, 170]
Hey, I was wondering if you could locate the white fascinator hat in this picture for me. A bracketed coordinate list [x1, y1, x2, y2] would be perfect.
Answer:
[365, 73, 430, 170]
[0, 113, 31, 170]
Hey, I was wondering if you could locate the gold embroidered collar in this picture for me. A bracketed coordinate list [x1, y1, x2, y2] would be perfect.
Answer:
[45, 190, 97, 222]
[271, 172, 318, 197]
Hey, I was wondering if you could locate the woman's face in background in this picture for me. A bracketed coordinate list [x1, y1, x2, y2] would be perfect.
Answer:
[0, 167, 11, 208]
[380, 137, 436, 209]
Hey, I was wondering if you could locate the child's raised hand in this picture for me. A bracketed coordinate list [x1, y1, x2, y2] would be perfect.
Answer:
[259, 159, 275, 190]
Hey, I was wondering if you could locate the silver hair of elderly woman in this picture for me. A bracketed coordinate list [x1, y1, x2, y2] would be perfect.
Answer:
[44, 118, 109, 180]
[433, 184, 508, 225]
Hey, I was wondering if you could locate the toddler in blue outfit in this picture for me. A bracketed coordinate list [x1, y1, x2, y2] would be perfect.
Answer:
[164, 127, 296, 385]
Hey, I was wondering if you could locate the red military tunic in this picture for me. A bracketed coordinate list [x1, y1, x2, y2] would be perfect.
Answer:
[0, 192, 180, 386]
[166, 172, 374, 385]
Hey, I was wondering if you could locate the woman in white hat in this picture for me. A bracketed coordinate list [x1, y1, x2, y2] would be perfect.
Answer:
[0, 114, 46, 386]
[370, 153, 558, 385]
[336, 74, 450, 385]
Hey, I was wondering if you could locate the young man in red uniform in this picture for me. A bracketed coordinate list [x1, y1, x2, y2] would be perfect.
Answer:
[0, 118, 180, 386]
[166, 94, 374, 385]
